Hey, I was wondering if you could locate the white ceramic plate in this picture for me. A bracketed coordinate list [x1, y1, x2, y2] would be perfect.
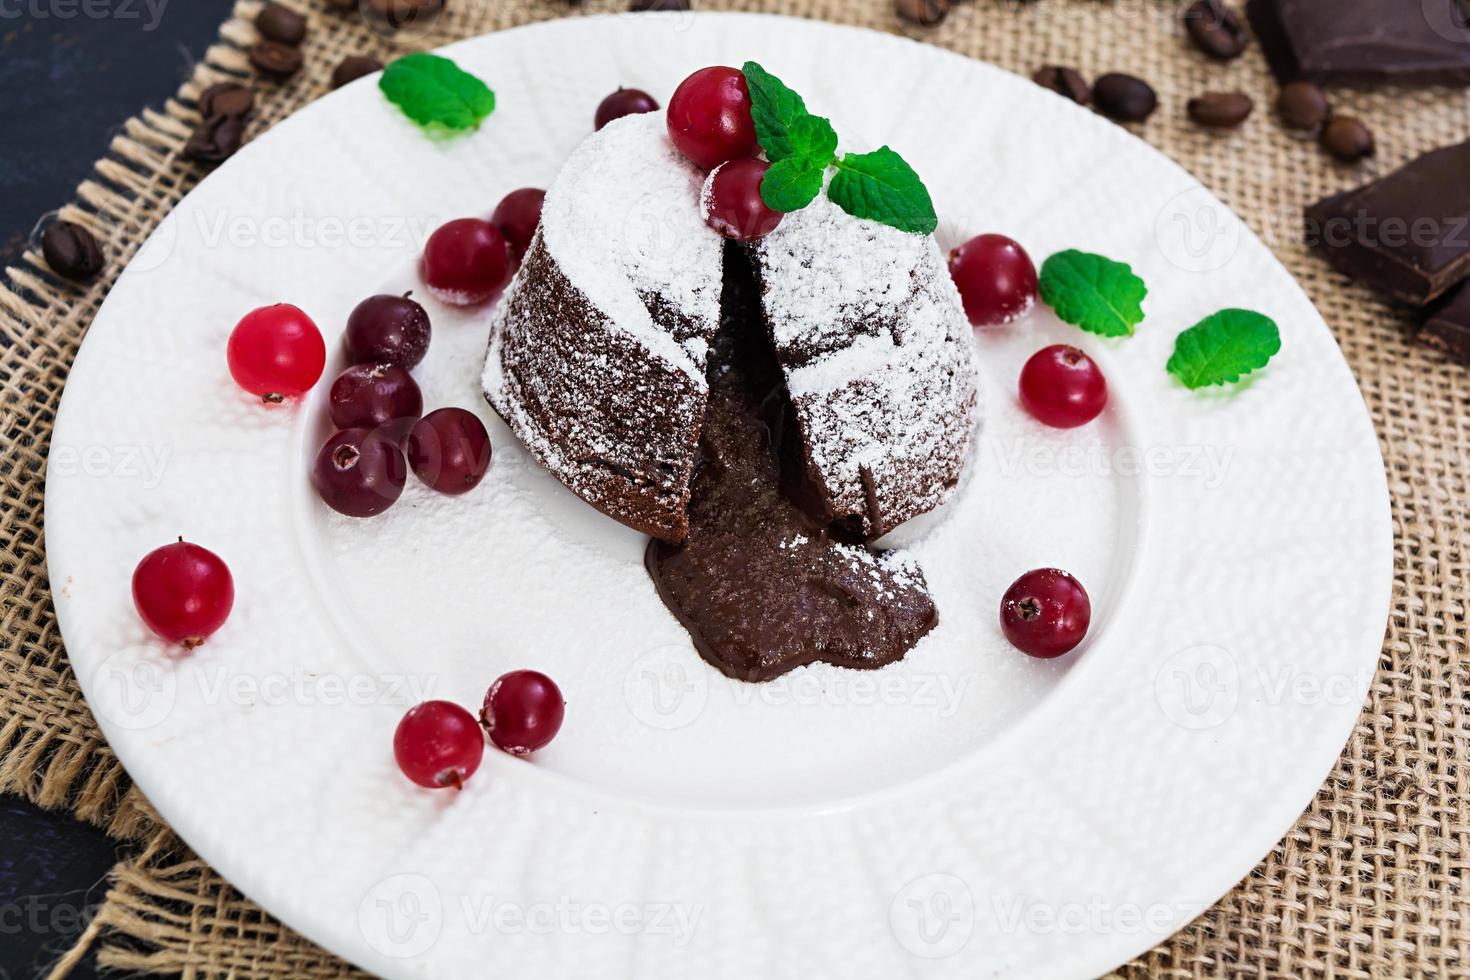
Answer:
[46, 14, 1392, 978]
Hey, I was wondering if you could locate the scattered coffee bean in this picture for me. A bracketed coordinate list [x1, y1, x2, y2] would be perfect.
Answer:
[1320, 116, 1375, 162]
[1093, 73, 1157, 122]
[367, 0, 444, 28]
[894, 0, 948, 25]
[1183, 0, 1249, 60]
[1277, 80, 1329, 131]
[1032, 65, 1091, 105]
[630, 0, 689, 8]
[249, 40, 304, 77]
[183, 115, 247, 164]
[41, 221, 104, 282]
[1187, 91, 1253, 128]
[332, 55, 384, 89]
[198, 82, 254, 120]
[256, 3, 307, 45]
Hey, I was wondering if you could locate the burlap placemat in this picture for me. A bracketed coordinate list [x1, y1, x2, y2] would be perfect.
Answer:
[3, 0, 1467, 976]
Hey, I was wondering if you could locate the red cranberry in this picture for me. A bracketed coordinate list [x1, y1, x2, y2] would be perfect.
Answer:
[394, 701, 484, 789]
[420, 218, 512, 306]
[481, 670, 564, 756]
[490, 188, 545, 264]
[1000, 568, 1091, 659]
[226, 303, 326, 402]
[344, 293, 431, 370]
[703, 159, 783, 241]
[406, 408, 492, 495]
[948, 234, 1039, 328]
[1019, 345, 1108, 429]
[594, 87, 659, 131]
[131, 540, 234, 649]
[665, 66, 759, 170]
[328, 363, 423, 440]
[311, 428, 407, 518]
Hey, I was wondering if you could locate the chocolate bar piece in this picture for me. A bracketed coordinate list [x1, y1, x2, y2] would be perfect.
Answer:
[1422, 282, 1470, 362]
[1305, 140, 1470, 305]
[1248, 0, 1470, 86]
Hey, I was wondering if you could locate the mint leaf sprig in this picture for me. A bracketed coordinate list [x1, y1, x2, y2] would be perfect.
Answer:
[1038, 250, 1148, 337]
[741, 61, 936, 235]
[379, 53, 495, 134]
[1167, 309, 1281, 388]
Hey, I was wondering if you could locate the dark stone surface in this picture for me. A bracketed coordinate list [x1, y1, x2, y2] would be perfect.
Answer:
[0, 4, 234, 976]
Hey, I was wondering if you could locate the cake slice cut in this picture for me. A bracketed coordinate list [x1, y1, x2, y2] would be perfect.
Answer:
[483, 112, 978, 543]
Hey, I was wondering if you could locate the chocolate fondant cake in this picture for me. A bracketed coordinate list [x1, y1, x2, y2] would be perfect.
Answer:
[483, 112, 978, 543]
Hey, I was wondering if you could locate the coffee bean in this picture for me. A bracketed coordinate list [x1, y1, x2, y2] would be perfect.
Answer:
[41, 221, 104, 283]
[1276, 81, 1329, 131]
[332, 55, 383, 90]
[256, 3, 307, 45]
[198, 82, 254, 120]
[1093, 73, 1157, 122]
[1320, 116, 1375, 163]
[367, 0, 443, 26]
[895, 0, 948, 26]
[1187, 91, 1253, 128]
[249, 40, 303, 77]
[630, 0, 689, 8]
[1183, 0, 1249, 60]
[183, 115, 247, 164]
[1032, 65, 1091, 105]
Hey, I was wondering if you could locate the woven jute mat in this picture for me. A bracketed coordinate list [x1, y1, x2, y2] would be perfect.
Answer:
[3, 0, 1468, 976]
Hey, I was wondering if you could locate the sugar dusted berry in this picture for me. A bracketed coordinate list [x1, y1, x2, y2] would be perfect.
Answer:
[311, 428, 407, 518]
[406, 407, 491, 495]
[394, 700, 485, 789]
[131, 540, 234, 649]
[703, 158, 783, 241]
[491, 188, 546, 264]
[420, 218, 512, 306]
[948, 234, 1038, 328]
[226, 303, 326, 401]
[594, 87, 659, 131]
[344, 293, 431, 369]
[1000, 568, 1091, 659]
[481, 670, 564, 756]
[666, 66, 758, 170]
[328, 363, 424, 440]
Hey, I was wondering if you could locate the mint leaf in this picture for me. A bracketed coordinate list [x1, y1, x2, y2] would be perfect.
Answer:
[1038, 250, 1147, 337]
[1167, 309, 1281, 388]
[742, 61, 810, 163]
[787, 114, 837, 167]
[379, 53, 495, 133]
[761, 156, 826, 212]
[827, 147, 937, 234]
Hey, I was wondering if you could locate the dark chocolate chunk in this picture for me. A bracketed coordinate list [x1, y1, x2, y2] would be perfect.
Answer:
[1305, 139, 1470, 304]
[1188, 91, 1254, 128]
[894, 0, 948, 26]
[41, 221, 104, 282]
[1093, 73, 1157, 122]
[255, 3, 307, 45]
[198, 82, 254, 120]
[1421, 282, 1470, 362]
[249, 40, 304, 77]
[1032, 65, 1091, 104]
[1276, 80, 1327, 131]
[332, 55, 383, 89]
[1320, 116, 1375, 163]
[1183, 0, 1250, 60]
[1248, 0, 1470, 86]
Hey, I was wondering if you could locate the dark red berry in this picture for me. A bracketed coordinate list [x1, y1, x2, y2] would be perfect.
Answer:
[594, 87, 659, 131]
[665, 66, 759, 170]
[311, 428, 407, 517]
[1000, 568, 1091, 659]
[131, 541, 234, 648]
[394, 701, 484, 789]
[344, 293, 431, 369]
[406, 408, 492, 495]
[421, 219, 512, 306]
[226, 303, 326, 401]
[481, 670, 564, 756]
[328, 363, 423, 440]
[490, 188, 545, 264]
[1018, 345, 1108, 429]
[703, 158, 783, 241]
[947, 234, 1038, 328]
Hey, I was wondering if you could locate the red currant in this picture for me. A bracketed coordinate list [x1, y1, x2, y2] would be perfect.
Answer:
[328, 363, 423, 440]
[594, 87, 659, 131]
[406, 408, 492, 495]
[226, 303, 326, 402]
[948, 234, 1038, 328]
[1019, 345, 1108, 429]
[131, 540, 234, 648]
[666, 66, 759, 170]
[420, 218, 512, 306]
[490, 188, 546, 264]
[1000, 568, 1091, 658]
[344, 293, 431, 369]
[703, 159, 783, 241]
[311, 428, 407, 518]
[481, 670, 564, 756]
[393, 700, 484, 789]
